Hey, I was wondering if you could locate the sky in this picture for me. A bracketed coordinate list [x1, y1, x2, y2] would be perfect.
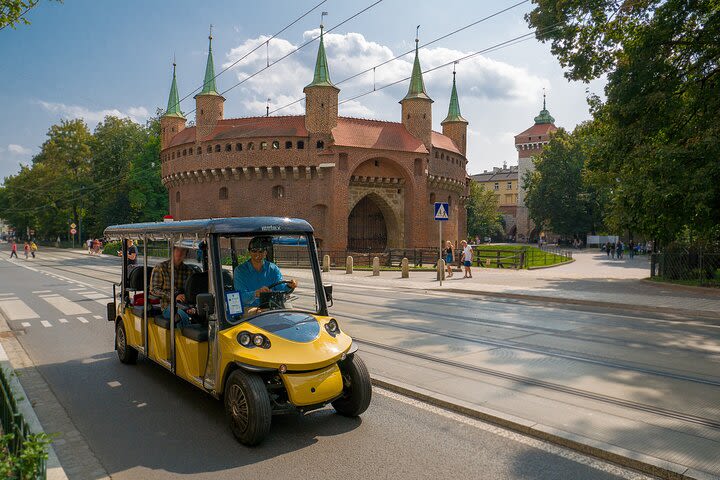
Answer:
[0, 0, 606, 183]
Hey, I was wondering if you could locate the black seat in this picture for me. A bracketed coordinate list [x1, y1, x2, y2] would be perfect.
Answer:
[153, 315, 171, 330]
[127, 265, 153, 291]
[184, 272, 209, 305]
[181, 324, 208, 342]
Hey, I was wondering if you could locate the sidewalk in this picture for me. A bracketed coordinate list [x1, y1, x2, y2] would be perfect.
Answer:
[293, 250, 720, 318]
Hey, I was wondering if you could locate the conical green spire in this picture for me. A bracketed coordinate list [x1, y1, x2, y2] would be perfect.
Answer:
[534, 91, 555, 124]
[199, 31, 220, 95]
[442, 70, 467, 124]
[164, 62, 185, 119]
[403, 39, 431, 101]
[306, 25, 335, 88]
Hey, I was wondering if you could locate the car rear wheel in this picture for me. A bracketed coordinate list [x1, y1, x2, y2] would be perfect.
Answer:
[116, 320, 137, 364]
[332, 354, 372, 417]
[224, 370, 271, 446]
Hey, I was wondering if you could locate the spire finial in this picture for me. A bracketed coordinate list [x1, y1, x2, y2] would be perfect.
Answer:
[266, 97, 271, 117]
[415, 25, 420, 45]
[199, 27, 220, 95]
[305, 13, 335, 89]
[402, 26, 431, 102]
[441, 64, 466, 124]
[543, 87, 546, 110]
[320, 11, 327, 30]
[209, 24, 213, 41]
[164, 59, 184, 119]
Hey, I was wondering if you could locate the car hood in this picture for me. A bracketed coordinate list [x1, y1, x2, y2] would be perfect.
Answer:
[247, 312, 320, 343]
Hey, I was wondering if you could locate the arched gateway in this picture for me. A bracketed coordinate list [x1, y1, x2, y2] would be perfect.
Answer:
[347, 196, 388, 251]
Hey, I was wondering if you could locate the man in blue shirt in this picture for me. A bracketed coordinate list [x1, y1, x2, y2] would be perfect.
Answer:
[233, 236, 297, 308]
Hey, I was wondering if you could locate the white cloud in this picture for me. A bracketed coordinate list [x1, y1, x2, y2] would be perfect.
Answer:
[37, 101, 150, 125]
[7, 144, 32, 155]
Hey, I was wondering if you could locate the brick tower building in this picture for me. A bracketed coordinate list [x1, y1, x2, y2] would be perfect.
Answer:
[160, 28, 470, 251]
[514, 95, 557, 242]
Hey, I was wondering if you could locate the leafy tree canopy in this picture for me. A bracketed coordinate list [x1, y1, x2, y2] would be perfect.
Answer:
[466, 181, 504, 240]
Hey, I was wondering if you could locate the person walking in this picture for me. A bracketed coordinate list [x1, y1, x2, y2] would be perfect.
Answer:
[616, 241, 623, 260]
[9, 241, 18, 258]
[461, 240, 473, 278]
[30, 241, 37, 258]
[605, 241, 611, 257]
[628, 240, 635, 260]
[87, 238, 93, 254]
[23, 242, 30, 259]
[610, 242, 616, 259]
[444, 240, 454, 278]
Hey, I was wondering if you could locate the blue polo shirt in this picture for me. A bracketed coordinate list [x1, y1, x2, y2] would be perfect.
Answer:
[233, 260, 285, 307]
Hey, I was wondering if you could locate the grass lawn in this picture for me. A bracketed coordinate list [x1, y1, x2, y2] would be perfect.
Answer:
[473, 245, 571, 269]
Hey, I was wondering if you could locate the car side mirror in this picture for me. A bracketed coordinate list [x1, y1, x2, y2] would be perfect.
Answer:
[196, 293, 215, 318]
[323, 284, 333, 307]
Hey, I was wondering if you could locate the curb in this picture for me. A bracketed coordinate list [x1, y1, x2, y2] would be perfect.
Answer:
[440, 287, 720, 321]
[640, 278, 720, 296]
[370, 375, 707, 480]
[0, 342, 68, 480]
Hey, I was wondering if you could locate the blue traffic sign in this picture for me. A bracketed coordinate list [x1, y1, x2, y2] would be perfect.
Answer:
[434, 202, 449, 221]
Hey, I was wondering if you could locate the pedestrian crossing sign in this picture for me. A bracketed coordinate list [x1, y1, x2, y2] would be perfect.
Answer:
[434, 202, 449, 221]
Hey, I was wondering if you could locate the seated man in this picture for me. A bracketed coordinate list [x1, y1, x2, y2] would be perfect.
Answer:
[233, 236, 297, 309]
[150, 246, 193, 327]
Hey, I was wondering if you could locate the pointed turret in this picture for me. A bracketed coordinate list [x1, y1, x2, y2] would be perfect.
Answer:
[441, 69, 468, 156]
[304, 23, 339, 135]
[533, 92, 555, 124]
[195, 27, 225, 140]
[400, 35, 433, 149]
[160, 61, 186, 150]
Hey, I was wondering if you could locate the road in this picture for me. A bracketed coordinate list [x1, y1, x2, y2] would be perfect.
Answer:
[0, 248, 682, 479]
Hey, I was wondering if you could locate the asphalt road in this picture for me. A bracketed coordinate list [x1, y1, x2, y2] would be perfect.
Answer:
[0, 249, 657, 479]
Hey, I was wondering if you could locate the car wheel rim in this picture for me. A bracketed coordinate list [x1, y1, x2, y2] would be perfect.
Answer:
[228, 384, 248, 432]
[117, 327, 126, 356]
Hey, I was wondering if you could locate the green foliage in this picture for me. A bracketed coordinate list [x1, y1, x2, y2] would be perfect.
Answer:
[524, 125, 606, 237]
[0, 432, 51, 479]
[0, 1, 60, 30]
[466, 182, 504, 240]
[528, 0, 720, 246]
[0, 114, 168, 241]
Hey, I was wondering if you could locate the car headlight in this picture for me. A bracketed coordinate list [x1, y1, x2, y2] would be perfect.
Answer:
[325, 319, 339, 335]
[238, 332, 251, 346]
[252, 334, 265, 347]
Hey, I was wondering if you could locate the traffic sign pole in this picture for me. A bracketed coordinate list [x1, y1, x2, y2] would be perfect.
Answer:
[439, 221, 443, 286]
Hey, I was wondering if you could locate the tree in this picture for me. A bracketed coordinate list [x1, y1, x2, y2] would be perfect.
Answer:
[524, 125, 606, 238]
[528, 0, 720, 244]
[466, 182, 504, 240]
[0, 1, 60, 30]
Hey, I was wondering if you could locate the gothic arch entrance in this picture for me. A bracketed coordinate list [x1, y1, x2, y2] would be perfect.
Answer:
[347, 195, 388, 251]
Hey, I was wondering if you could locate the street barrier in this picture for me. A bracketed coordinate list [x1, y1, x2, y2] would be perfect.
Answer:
[322, 254, 330, 273]
[401, 258, 409, 278]
[372, 257, 380, 276]
[346, 256, 353, 274]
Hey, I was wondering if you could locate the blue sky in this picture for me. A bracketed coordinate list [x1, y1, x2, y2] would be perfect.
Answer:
[0, 0, 605, 182]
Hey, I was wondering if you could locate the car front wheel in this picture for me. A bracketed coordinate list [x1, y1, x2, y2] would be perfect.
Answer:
[224, 370, 271, 446]
[332, 354, 372, 417]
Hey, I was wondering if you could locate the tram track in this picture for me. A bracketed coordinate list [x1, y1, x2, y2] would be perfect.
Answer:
[354, 337, 720, 431]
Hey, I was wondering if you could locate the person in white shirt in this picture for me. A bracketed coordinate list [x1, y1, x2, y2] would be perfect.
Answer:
[461, 240, 473, 278]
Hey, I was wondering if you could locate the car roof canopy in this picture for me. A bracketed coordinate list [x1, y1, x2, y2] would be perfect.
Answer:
[104, 217, 313, 240]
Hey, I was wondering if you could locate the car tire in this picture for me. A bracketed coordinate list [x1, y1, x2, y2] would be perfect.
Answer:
[224, 370, 271, 446]
[332, 354, 372, 417]
[116, 320, 137, 364]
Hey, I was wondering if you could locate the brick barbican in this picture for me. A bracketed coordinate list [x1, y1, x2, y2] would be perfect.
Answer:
[159, 28, 470, 252]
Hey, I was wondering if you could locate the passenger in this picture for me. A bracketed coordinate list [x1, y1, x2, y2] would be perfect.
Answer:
[233, 236, 297, 308]
[150, 246, 193, 327]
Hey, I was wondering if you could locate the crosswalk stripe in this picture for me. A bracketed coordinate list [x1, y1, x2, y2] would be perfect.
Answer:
[39, 294, 90, 315]
[58, 318, 68, 323]
[32, 290, 52, 294]
[41, 320, 52, 328]
[0, 298, 39, 320]
[93, 315, 102, 320]
[77, 317, 89, 323]
[21, 322, 31, 328]
[0, 293, 15, 297]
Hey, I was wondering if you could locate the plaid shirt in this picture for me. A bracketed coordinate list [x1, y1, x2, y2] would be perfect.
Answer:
[150, 260, 193, 310]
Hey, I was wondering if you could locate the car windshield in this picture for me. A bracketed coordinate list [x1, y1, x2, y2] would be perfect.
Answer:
[219, 234, 319, 323]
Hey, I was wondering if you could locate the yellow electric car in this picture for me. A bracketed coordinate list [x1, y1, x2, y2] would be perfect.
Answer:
[104, 217, 371, 445]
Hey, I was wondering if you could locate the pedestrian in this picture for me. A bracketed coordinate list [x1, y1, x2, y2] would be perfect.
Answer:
[87, 238, 93, 254]
[616, 241, 623, 259]
[461, 240, 473, 278]
[605, 241, 611, 257]
[629, 240, 635, 260]
[55, 236, 61, 248]
[9, 241, 18, 258]
[610, 242, 616, 259]
[30, 241, 38, 258]
[118, 239, 138, 265]
[444, 240, 454, 278]
[23, 242, 30, 259]
[92, 238, 101, 255]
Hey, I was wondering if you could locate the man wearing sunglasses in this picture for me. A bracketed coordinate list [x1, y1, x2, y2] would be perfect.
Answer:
[233, 236, 298, 308]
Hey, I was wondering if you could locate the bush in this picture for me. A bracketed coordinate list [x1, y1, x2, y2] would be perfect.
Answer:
[0, 432, 51, 479]
[102, 241, 121, 256]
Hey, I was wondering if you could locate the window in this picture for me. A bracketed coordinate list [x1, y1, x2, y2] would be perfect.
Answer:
[225, 144, 232, 152]
[236, 143, 242, 151]
[196, 147, 201, 155]
[316, 140, 324, 149]
[494, 182, 499, 191]
[207, 145, 212, 153]
[171, 152, 175, 159]
[272, 185, 285, 198]
[219, 187, 228, 200]
[297, 141, 304, 149]
[374, 160, 379, 167]
[260, 141, 268, 150]
[272, 141, 280, 149]
[507, 182, 512, 190]
[175, 191, 180, 203]
[429, 192, 436, 204]
[215, 144, 221, 152]
[247, 142, 254, 150]
[285, 141, 293, 149]
[447, 195, 452, 206]
[182, 149, 187, 156]
[441, 153, 445, 160]
[435, 151, 438, 158]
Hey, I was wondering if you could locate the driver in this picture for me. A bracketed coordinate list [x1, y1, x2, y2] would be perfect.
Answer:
[233, 236, 297, 308]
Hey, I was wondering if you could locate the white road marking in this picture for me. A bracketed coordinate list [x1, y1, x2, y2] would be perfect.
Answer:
[32, 290, 52, 294]
[0, 293, 15, 297]
[69, 287, 87, 291]
[93, 315, 102, 320]
[107, 381, 121, 388]
[41, 320, 52, 328]
[77, 317, 89, 323]
[0, 298, 40, 320]
[38, 294, 90, 315]
[58, 318, 68, 323]
[21, 322, 31, 328]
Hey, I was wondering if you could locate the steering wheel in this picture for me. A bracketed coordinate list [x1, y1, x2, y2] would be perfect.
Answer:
[267, 280, 296, 294]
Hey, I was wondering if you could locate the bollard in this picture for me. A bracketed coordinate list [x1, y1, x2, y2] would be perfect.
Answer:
[346, 256, 353, 274]
[401, 257, 409, 278]
[437, 258, 445, 282]
[372, 256, 380, 276]
[323, 254, 330, 273]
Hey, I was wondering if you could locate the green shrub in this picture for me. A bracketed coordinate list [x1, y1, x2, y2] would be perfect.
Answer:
[0, 432, 51, 480]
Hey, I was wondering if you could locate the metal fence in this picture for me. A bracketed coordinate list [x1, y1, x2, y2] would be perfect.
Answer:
[651, 251, 720, 286]
[318, 249, 440, 268]
[0, 367, 46, 479]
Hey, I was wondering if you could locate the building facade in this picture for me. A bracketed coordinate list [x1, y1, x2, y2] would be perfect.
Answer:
[470, 165, 518, 237]
[159, 30, 469, 251]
